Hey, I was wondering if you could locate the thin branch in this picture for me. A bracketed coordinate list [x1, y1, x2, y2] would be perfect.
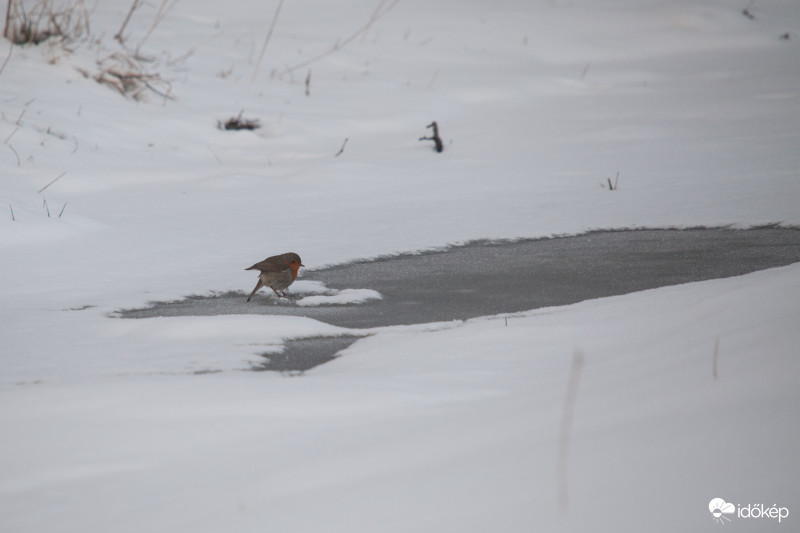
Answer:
[335, 137, 349, 157]
[252, 0, 285, 83]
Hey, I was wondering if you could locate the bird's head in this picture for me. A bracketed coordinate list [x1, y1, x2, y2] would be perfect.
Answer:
[283, 252, 304, 279]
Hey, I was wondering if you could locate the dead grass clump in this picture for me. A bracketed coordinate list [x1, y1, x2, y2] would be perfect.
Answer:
[218, 112, 261, 131]
[75, 52, 172, 101]
[4, 0, 89, 45]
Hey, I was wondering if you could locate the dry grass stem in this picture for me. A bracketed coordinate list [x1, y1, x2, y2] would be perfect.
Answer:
[37, 171, 66, 193]
[271, 0, 400, 78]
[251, 0, 285, 83]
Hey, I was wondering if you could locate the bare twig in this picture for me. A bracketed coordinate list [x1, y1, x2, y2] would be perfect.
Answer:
[58, 201, 67, 218]
[43, 198, 50, 217]
[252, 0, 285, 83]
[305, 69, 311, 96]
[37, 171, 66, 193]
[419, 121, 443, 152]
[557, 350, 584, 514]
[335, 137, 349, 157]
[9, 204, 15, 222]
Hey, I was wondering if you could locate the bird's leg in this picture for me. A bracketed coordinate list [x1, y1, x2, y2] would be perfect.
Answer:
[271, 287, 286, 298]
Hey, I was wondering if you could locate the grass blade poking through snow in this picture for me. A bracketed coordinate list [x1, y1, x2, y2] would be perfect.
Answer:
[251, 0, 285, 83]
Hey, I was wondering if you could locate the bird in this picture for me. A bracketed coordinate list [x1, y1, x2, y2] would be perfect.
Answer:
[245, 252, 304, 301]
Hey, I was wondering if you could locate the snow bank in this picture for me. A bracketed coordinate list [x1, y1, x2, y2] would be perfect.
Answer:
[1, 0, 798, 531]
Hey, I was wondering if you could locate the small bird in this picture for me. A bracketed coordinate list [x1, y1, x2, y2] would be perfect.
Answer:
[245, 252, 304, 301]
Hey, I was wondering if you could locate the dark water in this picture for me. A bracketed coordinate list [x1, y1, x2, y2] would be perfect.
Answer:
[117, 227, 800, 371]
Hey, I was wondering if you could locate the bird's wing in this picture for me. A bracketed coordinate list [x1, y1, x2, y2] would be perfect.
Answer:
[245, 256, 283, 272]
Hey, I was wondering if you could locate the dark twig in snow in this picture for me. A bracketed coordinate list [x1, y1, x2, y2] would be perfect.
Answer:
[419, 121, 443, 153]
[335, 137, 349, 157]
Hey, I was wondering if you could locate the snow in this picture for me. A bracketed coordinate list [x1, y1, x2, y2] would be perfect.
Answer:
[296, 288, 382, 306]
[1, 0, 799, 531]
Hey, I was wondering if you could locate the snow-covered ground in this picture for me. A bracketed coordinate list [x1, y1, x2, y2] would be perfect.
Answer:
[1, 0, 798, 531]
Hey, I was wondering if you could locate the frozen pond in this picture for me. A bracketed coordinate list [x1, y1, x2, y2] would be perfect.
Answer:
[118, 227, 800, 370]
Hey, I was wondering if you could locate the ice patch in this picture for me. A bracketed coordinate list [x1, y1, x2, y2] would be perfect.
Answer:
[296, 289, 382, 307]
